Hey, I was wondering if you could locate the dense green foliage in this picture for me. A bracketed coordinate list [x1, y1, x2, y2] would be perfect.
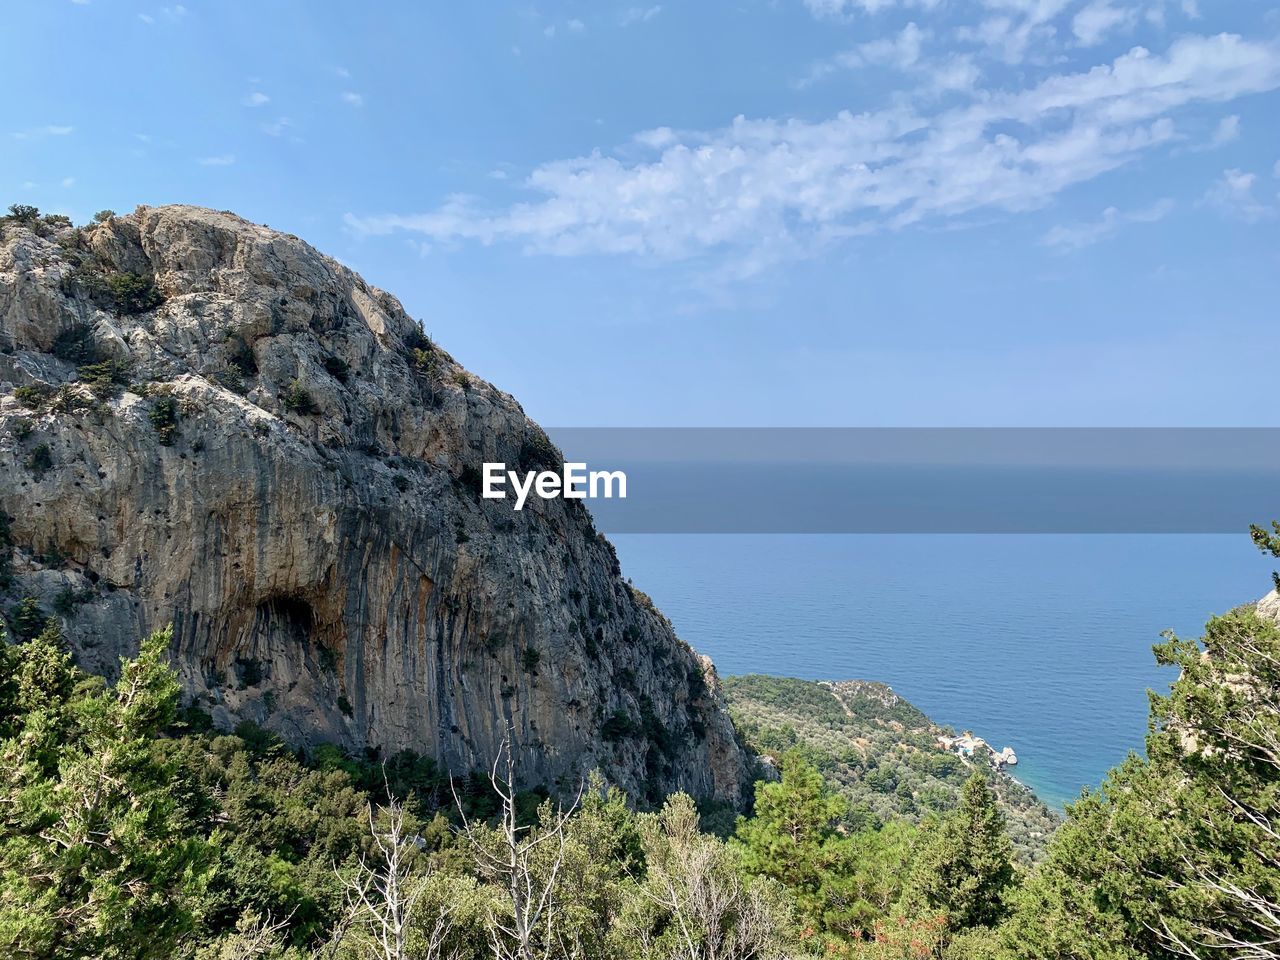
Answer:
[0, 620, 1016, 959]
[724, 675, 1058, 861]
[1001, 602, 1280, 958]
[1, 526, 1277, 957]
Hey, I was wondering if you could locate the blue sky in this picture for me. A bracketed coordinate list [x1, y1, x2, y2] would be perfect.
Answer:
[7, 0, 1280, 427]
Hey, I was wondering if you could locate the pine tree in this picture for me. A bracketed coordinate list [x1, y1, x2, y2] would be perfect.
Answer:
[897, 771, 1015, 931]
[734, 753, 877, 941]
[0, 626, 214, 959]
[1003, 595, 1280, 959]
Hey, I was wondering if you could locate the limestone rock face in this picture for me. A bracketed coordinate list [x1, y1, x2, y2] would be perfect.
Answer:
[1258, 589, 1280, 624]
[0, 205, 748, 804]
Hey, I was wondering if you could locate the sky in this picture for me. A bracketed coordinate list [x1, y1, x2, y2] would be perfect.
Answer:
[6, 0, 1280, 427]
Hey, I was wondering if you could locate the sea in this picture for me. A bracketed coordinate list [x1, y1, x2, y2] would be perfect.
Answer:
[610, 533, 1276, 810]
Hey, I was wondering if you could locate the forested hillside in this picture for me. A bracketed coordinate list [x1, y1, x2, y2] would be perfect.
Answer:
[724, 675, 1060, 862]
[3, 559, 1277, 957]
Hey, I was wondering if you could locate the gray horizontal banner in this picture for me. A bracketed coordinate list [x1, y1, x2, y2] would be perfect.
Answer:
[528, 429, 1280, 533]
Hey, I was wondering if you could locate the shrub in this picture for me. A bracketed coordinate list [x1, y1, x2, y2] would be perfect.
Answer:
[13, 384, 52, 409]
[49, 385, 98, 415]
[25, 443, 53, 478]
[602, 711, 639, 741]
[521, 646, 541, 674]
[11, 418, 33, 441]
[149, 395, 179, 445]
[92, 209, 115, 223]
[105, 272, 163, 316]
[78, 358, 131, 398]
[282, 379, 318, 414]
[208, 364, 245, 394]
[6, 203, 39, 224]
[403, 328, 433, 354]
[518, 428, 562, 473]
[52, 586, 92, 617]
[8, 596, 46, 640]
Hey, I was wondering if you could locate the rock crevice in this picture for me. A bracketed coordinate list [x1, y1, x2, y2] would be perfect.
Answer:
[0, 205, 748, 804]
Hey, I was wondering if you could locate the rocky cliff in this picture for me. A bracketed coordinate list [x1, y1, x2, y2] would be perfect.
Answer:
[0, 204, 747, 804]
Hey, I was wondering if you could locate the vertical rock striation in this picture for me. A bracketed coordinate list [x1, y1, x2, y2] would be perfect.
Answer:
[0, 205, 748, 804]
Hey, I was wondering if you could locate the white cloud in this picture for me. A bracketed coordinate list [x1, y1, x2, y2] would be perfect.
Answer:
[1208, 113, 1240, 146]
[242, 91, 270, 107]
[12, 125, 74, 140]
[1072, 1, 1135, 46]
[802, 22, 926, 85]
[61, 177, 77, 188]
[261, 117, 293, 137]
[568, 18, 585, 32]
[341, 91, 364, 107]
[620, 6, 662, 26]
[347, 34, 1280, 269]
[139, 6, 186, 23]
[197, 154, 236, 166]
[1202, 168, 1275, 221]
[959, 0, 1073, 64]
[1041, 198, 1174, 249]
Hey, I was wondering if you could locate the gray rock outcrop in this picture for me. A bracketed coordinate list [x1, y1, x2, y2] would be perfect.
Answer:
[0, 205, 748, 804]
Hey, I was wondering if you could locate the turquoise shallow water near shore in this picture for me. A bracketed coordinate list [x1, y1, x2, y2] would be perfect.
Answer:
[611, 534, 1274, 810]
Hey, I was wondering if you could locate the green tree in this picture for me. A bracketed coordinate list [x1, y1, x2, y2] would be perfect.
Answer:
[1003, 595, 1280, 959]
[1251, 520, 1280, 592]
[734, 753, 879, 942]
[898, 772, 1015, 932]
[0, 626, 214, 959]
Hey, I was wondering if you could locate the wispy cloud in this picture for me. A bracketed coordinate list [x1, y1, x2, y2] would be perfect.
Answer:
[799, 22, 925, 86]
[197, 154, 236, 166]
[138, 5, 186, 23]
[341, 91, 364, 107]
[1072, 1, 1135, 47]
[61, 177, 77, 188]
[347, 33, 1280, 274]
[1202, 168, 1275, 222]
[260, 117, 294, 137]
[957, 0, 1074, 65]
[1041, 198, 1174, 250]
[13, 125, 74, 140]
[620, 6, 662, 26]
[242, 91, 270, 107]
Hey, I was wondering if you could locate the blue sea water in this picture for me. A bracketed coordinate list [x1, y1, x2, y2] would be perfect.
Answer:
[610, 534, 1275, 810]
